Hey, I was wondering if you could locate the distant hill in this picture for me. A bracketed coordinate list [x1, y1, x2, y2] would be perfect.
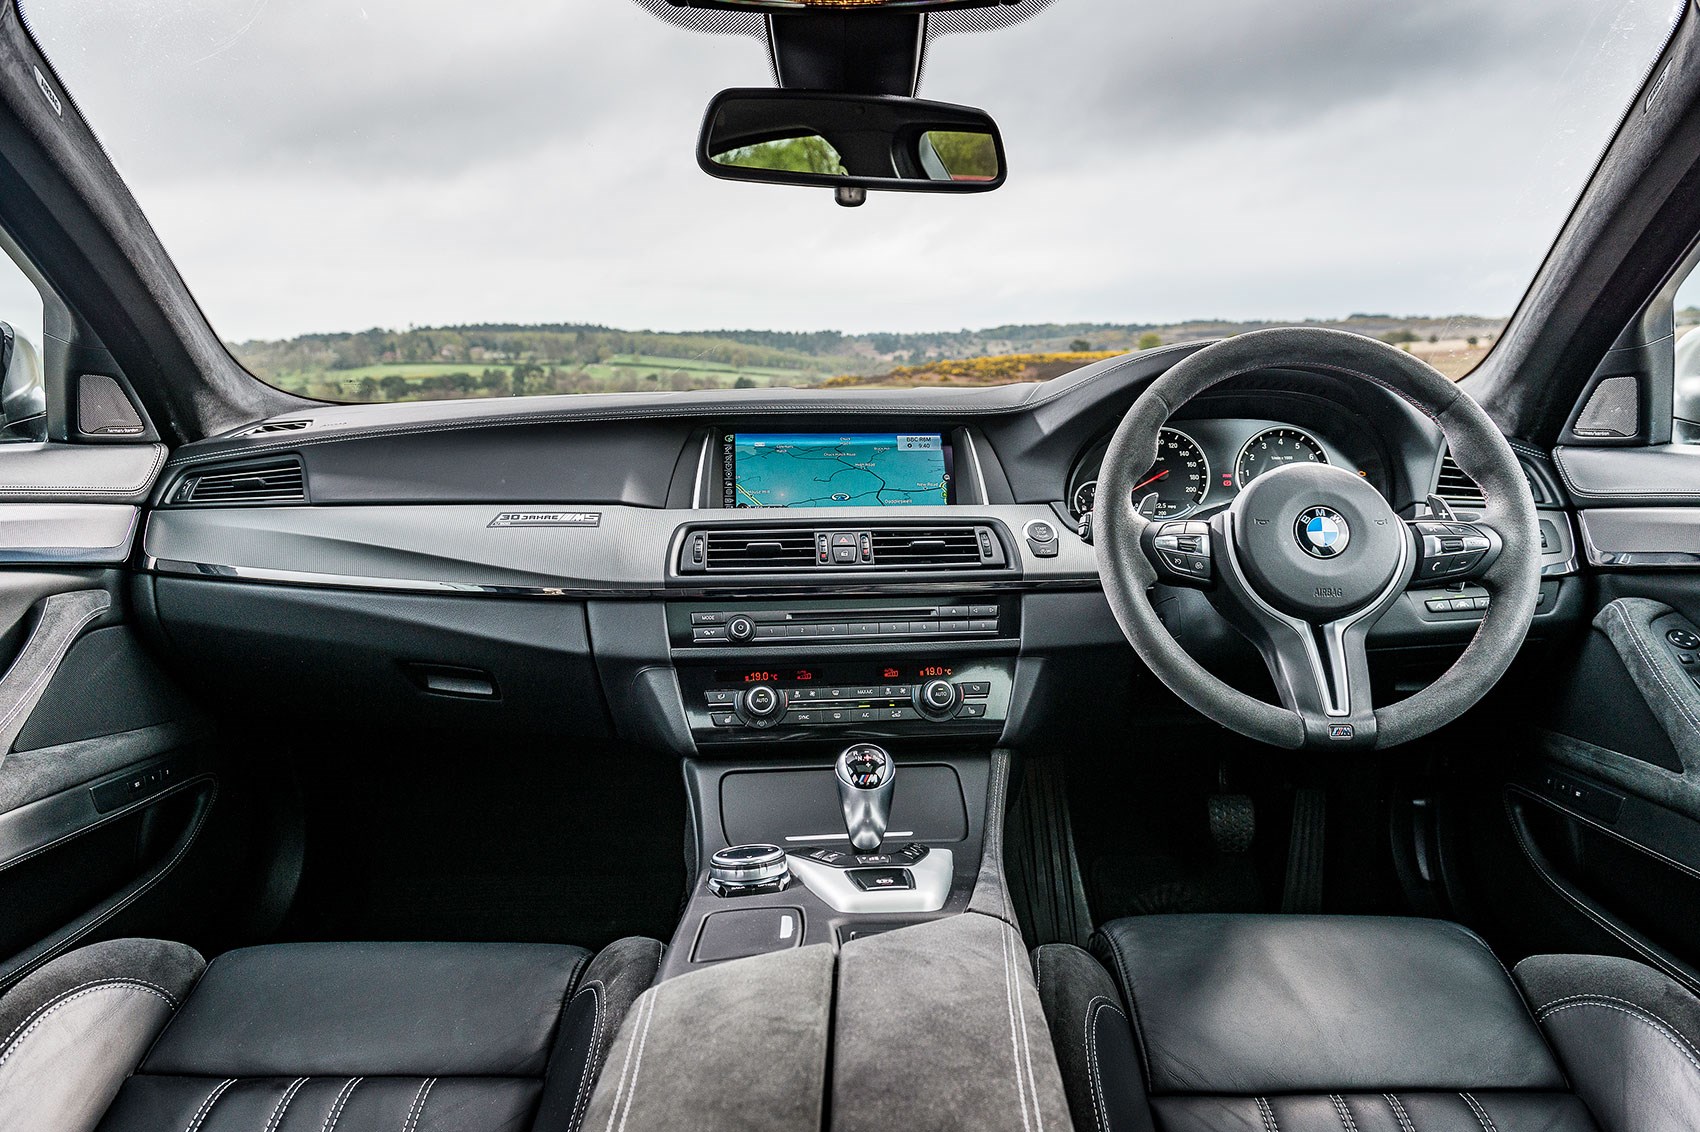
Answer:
[230, 314, 1507, 401]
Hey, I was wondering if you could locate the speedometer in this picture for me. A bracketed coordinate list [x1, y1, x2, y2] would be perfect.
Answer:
[1132, 428, 1210, 518]
[1235, 427, 1327, 487]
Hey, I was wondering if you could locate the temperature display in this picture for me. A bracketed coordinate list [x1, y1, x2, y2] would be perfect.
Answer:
[717, 668, 820, 684]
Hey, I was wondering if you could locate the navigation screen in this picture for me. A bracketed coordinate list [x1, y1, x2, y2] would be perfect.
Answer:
[723, 432, 953, 508]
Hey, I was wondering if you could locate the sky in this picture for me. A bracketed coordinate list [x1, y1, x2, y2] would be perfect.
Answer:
[11, 0, 1688, 343]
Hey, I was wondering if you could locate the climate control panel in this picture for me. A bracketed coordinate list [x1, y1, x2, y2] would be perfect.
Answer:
[680, 659, 1013, 743]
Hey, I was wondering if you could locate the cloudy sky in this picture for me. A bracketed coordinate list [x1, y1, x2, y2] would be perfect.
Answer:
[13, 0, 1687, 342]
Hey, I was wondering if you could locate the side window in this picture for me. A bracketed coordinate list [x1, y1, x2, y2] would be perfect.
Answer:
[0, 245, 46, 443]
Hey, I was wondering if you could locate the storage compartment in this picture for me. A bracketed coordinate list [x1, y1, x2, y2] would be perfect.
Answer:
[692, 907, 805, 962]
[1516, 793, 1700, 968]
[720, 764, 968, 846]
[147, 579, 612, 738]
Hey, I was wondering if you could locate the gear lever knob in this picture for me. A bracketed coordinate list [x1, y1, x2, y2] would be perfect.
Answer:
[835, 743, 895, 853]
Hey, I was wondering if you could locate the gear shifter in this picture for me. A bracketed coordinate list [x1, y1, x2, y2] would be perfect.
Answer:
[835, 743, 895, 852]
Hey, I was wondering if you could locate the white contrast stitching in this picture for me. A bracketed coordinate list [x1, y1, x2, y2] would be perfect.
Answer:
[402, 1078, 435, 1132]
[1330, 1094, 1360, 1132]
[321, 1077, 361, 1132]
[599, 990, 648, 1132]
[1010, 922, 1045, 1131]
[1083, 999, 1124, 1132]
[994, 799, 1034, 1132]
[1460, 1091, 1496, 1132]
[183, 1078, 236, 1132]
[614, 989, 657, 1132]
[1256, 1095, 1279, 1132]
[0, 593, 109, 742]
[262, 1077, 308, 1132]
[1612, 604, 1700, 736]
[565, 981, 605, 1132]
[1540, 999, 1700, 1074]
[0, 443, 165, 496]
[1384, 1094, 1416, 1132]
[1536, 991, 1700, 1064]
[0, 981, 176, 1068]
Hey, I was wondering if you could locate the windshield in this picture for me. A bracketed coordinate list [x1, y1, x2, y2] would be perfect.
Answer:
[19, 0, 1684, 402]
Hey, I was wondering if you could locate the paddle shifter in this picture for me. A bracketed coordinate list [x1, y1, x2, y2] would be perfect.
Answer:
[835, 743, 895, 852]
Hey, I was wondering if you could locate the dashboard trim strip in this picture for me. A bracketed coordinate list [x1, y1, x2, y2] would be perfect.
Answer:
[144, 557, 1099, 600]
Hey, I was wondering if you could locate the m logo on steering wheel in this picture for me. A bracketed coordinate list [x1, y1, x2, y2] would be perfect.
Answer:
[1296, 506, 1350, 559]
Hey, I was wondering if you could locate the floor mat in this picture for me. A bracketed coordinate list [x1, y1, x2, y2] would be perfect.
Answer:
[1087, 852, 1265, 919]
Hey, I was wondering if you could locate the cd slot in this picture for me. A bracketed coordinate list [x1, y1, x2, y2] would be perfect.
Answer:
[685, 602, 1001, 645]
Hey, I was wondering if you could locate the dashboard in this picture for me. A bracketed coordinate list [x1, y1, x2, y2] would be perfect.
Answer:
[135, 345, 1583, 757]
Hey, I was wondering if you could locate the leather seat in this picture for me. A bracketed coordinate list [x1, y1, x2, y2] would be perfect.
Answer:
[1036, 914, 1700, 1132]
[0, 935, 662, 1132]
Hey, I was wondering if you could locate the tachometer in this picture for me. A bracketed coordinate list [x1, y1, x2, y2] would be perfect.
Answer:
[1235, 427, 1327, 487]
[1131, 428, 1210, 518]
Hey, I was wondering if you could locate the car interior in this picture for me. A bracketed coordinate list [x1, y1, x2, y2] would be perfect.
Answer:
[2, 0, 1700, 1129]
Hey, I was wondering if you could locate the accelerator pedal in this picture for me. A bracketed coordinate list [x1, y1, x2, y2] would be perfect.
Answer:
[1281, 786, 1327, 913]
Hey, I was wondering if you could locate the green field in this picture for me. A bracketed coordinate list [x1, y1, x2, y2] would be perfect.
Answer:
[264, 353, 849, 400]
[581, 354, 828, 385]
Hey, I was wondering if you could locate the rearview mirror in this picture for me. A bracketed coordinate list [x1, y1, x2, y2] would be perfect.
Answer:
[699, 89, 1005, 203]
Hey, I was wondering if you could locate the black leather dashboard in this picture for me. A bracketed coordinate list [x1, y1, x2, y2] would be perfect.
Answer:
[128, 347, 1585, 756]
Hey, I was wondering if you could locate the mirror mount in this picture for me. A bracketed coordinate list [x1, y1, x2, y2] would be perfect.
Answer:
[769, 11, 923, 97]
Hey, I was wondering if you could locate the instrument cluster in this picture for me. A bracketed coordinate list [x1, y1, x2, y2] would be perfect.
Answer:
[1067, 418, 1378, 521]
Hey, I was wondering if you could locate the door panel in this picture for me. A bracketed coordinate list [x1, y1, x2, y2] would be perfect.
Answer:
[1509, 445, 1700, 985]
[0, 518, 219, 990]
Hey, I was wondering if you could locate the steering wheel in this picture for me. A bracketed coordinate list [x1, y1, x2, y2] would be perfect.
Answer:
[1096, 327, 1540, 750]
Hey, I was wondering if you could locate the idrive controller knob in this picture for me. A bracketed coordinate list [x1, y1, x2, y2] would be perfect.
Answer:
[707, 843, 791, 897]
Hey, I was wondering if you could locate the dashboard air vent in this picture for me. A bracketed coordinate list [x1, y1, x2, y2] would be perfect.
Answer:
[681, 522, 1009, 574]
[237, 419, 311, 437]
[173, 458, 305, 505]
[1435, 451, 1486, 510]
[868, 525, 987, 568]
[701, 528, 818, 571]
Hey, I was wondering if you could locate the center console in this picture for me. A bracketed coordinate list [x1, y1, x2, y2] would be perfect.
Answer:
[661, 748, 991, 980]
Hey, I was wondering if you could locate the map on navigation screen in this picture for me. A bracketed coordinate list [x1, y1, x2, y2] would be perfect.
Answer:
[724, 433, 952, 508]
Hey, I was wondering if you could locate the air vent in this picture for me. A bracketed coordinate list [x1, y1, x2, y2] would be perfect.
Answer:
[173, 459, 305, 505]
[702, 528, 818, 571]
[869, 525, 988, 568]
[1435, 451, 1486, 510]
[681, 522, 1009, 574]
[237, 419, 311, 437]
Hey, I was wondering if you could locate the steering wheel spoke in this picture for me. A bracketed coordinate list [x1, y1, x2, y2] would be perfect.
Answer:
[1209, 511, 1403, 748]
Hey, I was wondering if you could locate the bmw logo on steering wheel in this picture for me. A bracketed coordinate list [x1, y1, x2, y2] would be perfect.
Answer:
[1295, 506, 1351, 559]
